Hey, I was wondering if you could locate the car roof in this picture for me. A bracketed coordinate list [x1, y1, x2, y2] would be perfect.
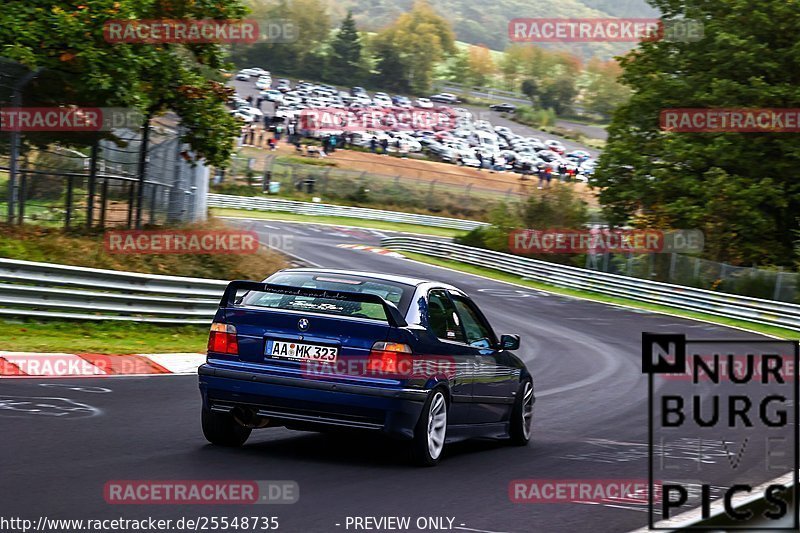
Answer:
[275, 268, 452, 289]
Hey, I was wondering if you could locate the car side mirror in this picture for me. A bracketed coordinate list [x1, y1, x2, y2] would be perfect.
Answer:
[500, 334, 520, 351]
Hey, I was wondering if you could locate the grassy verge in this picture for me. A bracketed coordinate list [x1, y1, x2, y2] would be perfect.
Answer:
[211, 208, 468, 238]
[1, 319, 208, 354]
[401, 252, 800, 339]
[508, 106, 607, 150]
[0, 220, 287, 279]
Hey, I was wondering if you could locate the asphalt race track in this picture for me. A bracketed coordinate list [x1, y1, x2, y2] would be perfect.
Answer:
[1, 220, 791, 533]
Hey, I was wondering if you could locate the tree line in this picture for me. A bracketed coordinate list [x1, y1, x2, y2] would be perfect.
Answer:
[0, 0, 245, 166]
[595, 0, 800, 267]
[233, 0, 628, 118]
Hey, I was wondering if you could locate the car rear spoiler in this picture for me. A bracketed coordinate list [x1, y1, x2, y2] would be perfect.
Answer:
[219, 280, 408, 328]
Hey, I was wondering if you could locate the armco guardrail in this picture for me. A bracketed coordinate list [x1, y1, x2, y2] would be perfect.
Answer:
[0, 258, 226, 323]
[380, 237, 800, 331]
[8, 237, 800, 329]
[207, 193, 488, 231]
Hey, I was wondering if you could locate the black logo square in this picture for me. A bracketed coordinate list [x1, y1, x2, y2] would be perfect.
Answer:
[642, 332, 686, 374]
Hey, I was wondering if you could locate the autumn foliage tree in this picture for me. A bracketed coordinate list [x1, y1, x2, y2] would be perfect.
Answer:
[371, 0, 456, 94]
[0, 0, 247, 166]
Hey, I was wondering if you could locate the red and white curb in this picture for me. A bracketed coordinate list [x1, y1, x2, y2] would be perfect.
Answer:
[0, 352, 206, 378]
[336, 244, 405, 258]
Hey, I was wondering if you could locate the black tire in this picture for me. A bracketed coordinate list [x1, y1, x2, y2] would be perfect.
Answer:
[202, 407, 252, 447]
[509, 379, 534, 446]
[410, 389, 448, 467]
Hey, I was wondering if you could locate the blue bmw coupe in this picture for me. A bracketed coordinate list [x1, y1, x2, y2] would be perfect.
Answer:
[198, 269, 534, 466]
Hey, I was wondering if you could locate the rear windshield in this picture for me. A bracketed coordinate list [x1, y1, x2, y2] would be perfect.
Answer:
[238, 272, 414, 321]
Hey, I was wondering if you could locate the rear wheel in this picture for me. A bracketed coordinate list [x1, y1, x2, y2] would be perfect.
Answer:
[202, 407, 252, 447]
[410, 390, 448, 466]
[509, 379, 534, 446]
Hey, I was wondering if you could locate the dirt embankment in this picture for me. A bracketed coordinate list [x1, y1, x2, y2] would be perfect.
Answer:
[242, 142, 599, 207]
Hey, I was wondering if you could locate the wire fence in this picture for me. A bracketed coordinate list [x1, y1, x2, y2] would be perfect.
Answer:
[0, 57, 208, 230]
[586, 251, 799, 303]
[213, 153, 528, 220]
[383, 237, 800, 325]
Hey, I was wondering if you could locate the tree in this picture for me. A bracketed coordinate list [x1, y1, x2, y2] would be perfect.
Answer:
[521, 185, 589, 230]
[456, 186, 588, 256]
[594, 0, 800, 266]
[520, 79, 539, 106]
[371, 34, 409, 93]
[370, 0, 456, 94]
[466, 45, 496, 87]
[232, 0, 331, 79]
[499, 45, 542, 89]
[328, 11, 364, 83]
[0, 0, 247, 166]
[444, 50, 471, 84]
[538, 74, 577, 115]
[582, 58, 630, 118]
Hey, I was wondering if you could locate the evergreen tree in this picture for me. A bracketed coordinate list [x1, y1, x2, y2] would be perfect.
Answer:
[328, 11, 364, 83]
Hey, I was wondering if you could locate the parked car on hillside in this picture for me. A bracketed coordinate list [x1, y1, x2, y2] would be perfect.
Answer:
[489, 103, 516, 113]
[430, 93, 460, 104]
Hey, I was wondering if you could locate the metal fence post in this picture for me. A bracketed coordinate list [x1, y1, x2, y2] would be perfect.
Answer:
[134, 115, 152, 228]
[357, 171, 367, 198]
[169, 136, 185, 224]
[669, 252, 677, 282]
[149, 184, 157, 225]
[7, 67, 42, 224]
[774, 269, 784, 301]
[126, 181, 135, 228]
[428, 180, 437, 209]
[65, 175, 74, 228]
[86, 141, 99, 228]
[99, 178, 108, 228]
[17, 170, 26, 224]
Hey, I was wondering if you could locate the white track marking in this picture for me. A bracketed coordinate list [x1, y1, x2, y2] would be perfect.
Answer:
[139, 353, 206, 374]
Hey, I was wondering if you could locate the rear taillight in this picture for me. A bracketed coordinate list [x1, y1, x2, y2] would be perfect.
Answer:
[208, 322, 239, 355]
[368, 341, 413, 375]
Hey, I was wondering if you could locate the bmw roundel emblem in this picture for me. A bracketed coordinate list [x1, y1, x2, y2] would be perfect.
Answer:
[297, 318, 310, 332]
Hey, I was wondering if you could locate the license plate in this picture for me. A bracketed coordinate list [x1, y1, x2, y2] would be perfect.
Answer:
[267, 340, 338, 362]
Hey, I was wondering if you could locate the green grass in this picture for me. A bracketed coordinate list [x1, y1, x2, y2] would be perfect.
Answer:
[0, 221, 287, 279]
[401, 252, 800, 339]
[1, 319, 209, 354]
[211, 208, 468, 238]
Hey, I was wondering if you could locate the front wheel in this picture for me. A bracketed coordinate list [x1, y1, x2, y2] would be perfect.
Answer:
[202, 407, 252, 447]
[410, 390, 448, 466]
[508, 379, 534, 446]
